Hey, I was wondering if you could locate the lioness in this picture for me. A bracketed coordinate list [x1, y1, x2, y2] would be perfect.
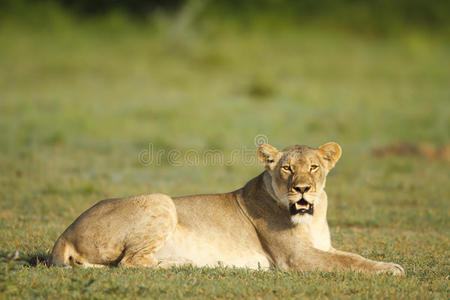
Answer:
[51, 142, 405, 274]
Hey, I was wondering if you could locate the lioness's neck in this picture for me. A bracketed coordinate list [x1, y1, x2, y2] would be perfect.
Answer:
[237, 172, 293, 227]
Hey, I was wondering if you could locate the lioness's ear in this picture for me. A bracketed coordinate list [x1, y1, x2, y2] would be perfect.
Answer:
[318, 142, 342, 170]
[257, 144, 281, 171]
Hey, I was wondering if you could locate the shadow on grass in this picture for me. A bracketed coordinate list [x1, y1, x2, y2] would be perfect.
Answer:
[27, 253, 51, 267]
[0, 251, 51, 267]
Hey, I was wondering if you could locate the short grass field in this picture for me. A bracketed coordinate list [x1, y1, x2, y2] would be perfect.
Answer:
[0, 10, 449, 299]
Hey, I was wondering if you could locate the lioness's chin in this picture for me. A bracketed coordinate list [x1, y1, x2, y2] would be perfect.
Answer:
[291, 213, 313, 225]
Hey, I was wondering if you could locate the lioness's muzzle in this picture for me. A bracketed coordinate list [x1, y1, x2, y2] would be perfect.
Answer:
[289, 198, 314, 215]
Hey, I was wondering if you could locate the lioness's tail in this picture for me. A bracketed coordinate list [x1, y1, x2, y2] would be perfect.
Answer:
[51, 236, 76, 267]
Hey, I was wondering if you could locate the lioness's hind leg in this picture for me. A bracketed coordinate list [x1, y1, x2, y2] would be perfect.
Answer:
[118, 193, 177, 268]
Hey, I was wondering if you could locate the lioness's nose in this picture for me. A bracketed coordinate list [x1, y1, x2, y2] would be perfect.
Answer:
[294, 185, 311, 194]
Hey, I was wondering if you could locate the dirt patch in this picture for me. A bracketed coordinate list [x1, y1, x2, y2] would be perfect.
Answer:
[372, 142, 450, 161]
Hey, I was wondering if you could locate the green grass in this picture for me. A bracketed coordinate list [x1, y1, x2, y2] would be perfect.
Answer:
[0, 11, 449, 299]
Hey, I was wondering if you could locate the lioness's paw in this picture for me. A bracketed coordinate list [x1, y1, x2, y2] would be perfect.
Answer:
[376, 262, 406, 276]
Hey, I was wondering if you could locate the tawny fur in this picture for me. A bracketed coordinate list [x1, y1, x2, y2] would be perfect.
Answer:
[51, 142, 405, 275]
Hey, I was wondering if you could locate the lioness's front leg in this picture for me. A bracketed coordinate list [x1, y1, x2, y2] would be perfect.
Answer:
[288, 247, 405, 275]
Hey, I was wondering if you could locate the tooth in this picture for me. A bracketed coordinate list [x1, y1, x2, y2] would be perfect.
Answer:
[295, 203, 300, 210]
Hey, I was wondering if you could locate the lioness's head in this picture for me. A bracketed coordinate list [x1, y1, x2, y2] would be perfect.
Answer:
[257, 142, 342, 225]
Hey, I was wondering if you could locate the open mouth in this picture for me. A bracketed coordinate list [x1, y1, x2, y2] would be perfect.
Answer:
[289, 198, 314, 215]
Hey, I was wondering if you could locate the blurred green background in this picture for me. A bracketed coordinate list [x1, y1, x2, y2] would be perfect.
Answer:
[0, 0, 449, 298]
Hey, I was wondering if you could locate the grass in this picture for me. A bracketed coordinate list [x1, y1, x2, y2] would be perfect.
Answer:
[0, 9, 449, 299]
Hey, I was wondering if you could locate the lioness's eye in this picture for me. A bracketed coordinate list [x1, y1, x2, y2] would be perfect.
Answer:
[310, 165, 319, 172]
[282, 166, 291, 172]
